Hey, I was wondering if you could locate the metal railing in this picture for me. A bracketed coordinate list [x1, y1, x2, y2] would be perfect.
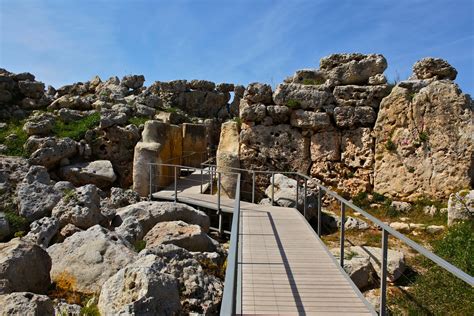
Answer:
[198, 160, 474, 316]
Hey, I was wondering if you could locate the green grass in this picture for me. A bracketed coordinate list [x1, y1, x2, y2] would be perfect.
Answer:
[52, 112, 100, 141]
[80, 296, 100, 316]
[0, 119, 28, 156]
[286, 99, 301, 108]
[418, 131, 429, 143]
[302, 78, 325, 85]
[2, 197, 29, 238]
[128, 116, 149, 127]
[133, 240, 146, 252]
[390, 222, 474, 315]
[164, 106, 179, 113]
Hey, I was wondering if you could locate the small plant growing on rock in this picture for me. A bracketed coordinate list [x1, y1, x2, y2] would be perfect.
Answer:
[80, 296, 100, 316]
[385, 139, 397, 152]
[302, 78, 325, 85]
[133, 240, 146, 252]
[232, 116, 242, 128]
[128, 116, 149, 127]
[418, 131, 429, 143]
[286, 99, 300, 108]
[63, 189, 77, 204]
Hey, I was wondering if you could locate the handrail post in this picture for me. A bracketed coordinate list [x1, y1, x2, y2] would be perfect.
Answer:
[296, 175, 299, 210]
[174, 165, 178, 204]
[317, 188, 322, 237]
[303, 179, 307, 218]
[340, 202, 345, 267]
[148, 164, 153, 201]
[217, 171, 222, 235]
[251, 171, 255, 204]
[200, 168, 203, 194]
[380, 229, 389, 316]
[210, 166, 213, 195]
[271, 172, 275, 206]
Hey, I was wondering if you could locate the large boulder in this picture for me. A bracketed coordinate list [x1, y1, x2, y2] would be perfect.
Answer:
[17, 166, 62, 222]
[319, 53, 387, 85]
[0, 292, 54, 315]
[240, 124, 310, 174]
[216, 121, 240, 198]
[48, 225, 136, 294]
[0, 238, 51, 294]
[349, 246, 405, 282]
[447, 189, 473, 226]
[331, 249, 376, 290]
[59, 160, 117, 189]
[273, 83, 335, 110]
[412, 57, 457, 80]
[142, 244, 224, 314]
[99, 255, 180, 315]
[334, 106, 377, 128]
[18, 80, 45, 98]
[144, 221, 217, 252]
[373, 80, 473, 201]
[25, 217, 59, 248]
[189, 79, 216, 91]
[243, 82, 273, 104]
[88, 125, 141, 188]
[113, 201, 210, 244]
[333, 85, 391, 108]
[51, 184, 107, 229]
[27, 136, 77, 169]
[239, 99, 266, 122]
[22, 111, 55, 136]
[121, 74, 145, 90]
[290, 109, 331, 130]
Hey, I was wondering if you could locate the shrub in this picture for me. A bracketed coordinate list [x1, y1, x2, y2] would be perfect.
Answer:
[5, 211, 29, 236]
[80, 296, 100, 316]
[0, 119, 28, 157]
[352, 192, 370, 208]
[286, 99, 300, 108]
[52, 112, 100, 141]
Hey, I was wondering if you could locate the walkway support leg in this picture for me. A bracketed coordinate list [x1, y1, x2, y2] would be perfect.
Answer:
[200, 168, 203, 194]
[174, 166, 178, 204]
[210, 166, 213, 195]
[148, 164, 153, 201]
[380, 229, 389, 316]
[252, 171, 256, 204]
[317, 189, 322, 237]
[296, 175, 299, 210]
[271, 172, 275, 206]
[303, 179, 307, 218]
[340, 202, 345, 267]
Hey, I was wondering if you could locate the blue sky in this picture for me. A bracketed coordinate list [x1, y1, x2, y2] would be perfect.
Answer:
[1, 0, 473, 94]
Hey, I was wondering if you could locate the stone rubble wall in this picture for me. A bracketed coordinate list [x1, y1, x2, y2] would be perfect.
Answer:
[236, 54, 392, 196]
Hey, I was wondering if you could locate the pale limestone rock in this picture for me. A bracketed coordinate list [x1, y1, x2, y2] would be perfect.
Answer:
[59, 160, 117, 189]
[341, 128, 374, 169]
[0, 238, 51, 294]
[240, 124, 310, 174]
[98, 255, 181, 315]
[243, 82, 273, 104]
[182, 123, 208, 167]
[373, 81, 473, 201]
[412, 57, 457, 80]
[239, 99, 266, 122]
[48, 225, 136, 294]
[144, 220, 217, 252]
[217, 121, 240, 198]
[447, 189, 474, 226]
[273, 83, 335, 110]
[310, 130, 341, 162]
[0, 292, 54, 315]
[290, 109, 331, 130]
[319, 53, 387, 85]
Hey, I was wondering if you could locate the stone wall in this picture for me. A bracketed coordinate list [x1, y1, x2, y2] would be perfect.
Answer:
[237, 54, 391, 195]
[228, 55, 473, 200]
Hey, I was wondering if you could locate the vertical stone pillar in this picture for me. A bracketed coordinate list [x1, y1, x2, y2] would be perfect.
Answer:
[216, 121, 240, 198]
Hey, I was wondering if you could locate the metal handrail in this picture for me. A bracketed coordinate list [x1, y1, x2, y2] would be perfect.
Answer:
[202, 161, 474, 315]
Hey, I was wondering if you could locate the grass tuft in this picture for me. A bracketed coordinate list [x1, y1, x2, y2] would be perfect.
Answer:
[0, 119, 28, 157]
[53, 112, 100, 141]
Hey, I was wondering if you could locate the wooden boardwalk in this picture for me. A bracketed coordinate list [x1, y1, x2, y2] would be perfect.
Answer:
[153, 171, 375, 315]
